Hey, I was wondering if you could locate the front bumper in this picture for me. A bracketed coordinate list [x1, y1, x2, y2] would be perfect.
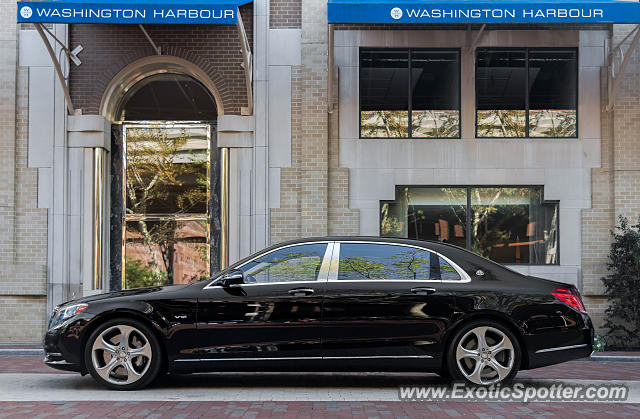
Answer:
[43, 315, 94, 374]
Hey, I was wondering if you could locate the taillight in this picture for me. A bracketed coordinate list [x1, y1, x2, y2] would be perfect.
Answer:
[552, 287, 587, 314]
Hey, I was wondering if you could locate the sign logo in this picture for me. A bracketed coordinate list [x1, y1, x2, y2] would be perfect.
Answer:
[390, 7, 403, 20]
[20, 6, 33, 19]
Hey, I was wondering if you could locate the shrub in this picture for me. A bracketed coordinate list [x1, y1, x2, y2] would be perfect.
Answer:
[601, 216, 640, 348]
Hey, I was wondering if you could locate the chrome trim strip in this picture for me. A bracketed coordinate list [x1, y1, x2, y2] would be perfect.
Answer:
[328, 242, 340, 281]
[317, 242, 334, 282]
[535, 343, 588, 354]
[175, 355, 433, 362]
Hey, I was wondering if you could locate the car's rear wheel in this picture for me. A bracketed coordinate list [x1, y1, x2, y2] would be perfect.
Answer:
[447, 320, 520, 386]
[84, 318, 161, 390]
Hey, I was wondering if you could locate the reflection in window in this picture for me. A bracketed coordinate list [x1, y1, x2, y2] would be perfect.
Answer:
[381, 187, 558, 265]
[440, 258, 461, 281]
[125, 219, 209, 288]
[360, 49, 460, 139]
[476, 49, 577, 138]
[239, 244, 327, 284]
[338, 243, 433, 281]
[381, 188, 467, 249]
[123, 125, 210, 288]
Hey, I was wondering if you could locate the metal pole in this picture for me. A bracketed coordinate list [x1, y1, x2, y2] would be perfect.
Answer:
[34, 23, 74, 115]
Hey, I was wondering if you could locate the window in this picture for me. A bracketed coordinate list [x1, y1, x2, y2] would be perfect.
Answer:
[123, 124, 211, 288]
[439, 258, 462, 281]
[476, 48, 577, 138]
[381, 187, 559, 265]
[238, 243, 328, 284]
[338, 243, 437, 281]
[360, 49, 460, 139]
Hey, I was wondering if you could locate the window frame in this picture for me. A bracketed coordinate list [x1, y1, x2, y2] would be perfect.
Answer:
[474, 47, 579, 139]
[379, 185, 561, 266]
[359, 48, 462, 140]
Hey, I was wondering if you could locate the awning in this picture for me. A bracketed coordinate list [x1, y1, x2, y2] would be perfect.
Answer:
[328, 0, 640, 24]
[17, 0, 253, 24]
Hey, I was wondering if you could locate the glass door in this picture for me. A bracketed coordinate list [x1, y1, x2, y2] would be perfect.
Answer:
[122, 123, 211, 289]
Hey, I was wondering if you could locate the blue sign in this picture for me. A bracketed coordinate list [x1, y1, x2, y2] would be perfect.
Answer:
[17, 0, 252, 24]
[328, 0, 640, 24]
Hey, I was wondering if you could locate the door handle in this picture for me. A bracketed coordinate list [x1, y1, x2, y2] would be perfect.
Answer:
[410, 287, 436, 295]
[288, 288, 315, 296]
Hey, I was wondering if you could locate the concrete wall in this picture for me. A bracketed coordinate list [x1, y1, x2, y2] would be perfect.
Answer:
[334, 29, 607, 287]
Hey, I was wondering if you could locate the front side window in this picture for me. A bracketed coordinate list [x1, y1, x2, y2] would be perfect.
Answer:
[476, 48, 577, 138]
[360, 49, 460, 139]
[381, 187, 559, 265]
[238, 243, 328, 284]
[338, 243, 436, 281]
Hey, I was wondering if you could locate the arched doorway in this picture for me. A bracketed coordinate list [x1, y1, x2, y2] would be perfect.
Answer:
[112, 73, 220, 289]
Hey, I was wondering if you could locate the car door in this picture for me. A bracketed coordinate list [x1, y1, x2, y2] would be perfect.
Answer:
[197, 242, 332, 360]
[322, 241, 458, 359]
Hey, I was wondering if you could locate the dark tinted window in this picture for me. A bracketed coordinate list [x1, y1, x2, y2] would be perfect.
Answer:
[360, 50, 410, 138]
[239, 243, 327, 284]
[476, 49, 577, 138]
[338, 243, 434, 281]
[440, 258, 462, 281]
[360, 49, 460, 138]
[528, 50, 578, 137]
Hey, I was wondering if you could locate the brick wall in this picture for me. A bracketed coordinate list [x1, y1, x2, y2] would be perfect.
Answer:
[270, 0, 301, 29]
[69, 4, 253, 116]
[582, 24, 640, 339]
[0, 4, 48, 342]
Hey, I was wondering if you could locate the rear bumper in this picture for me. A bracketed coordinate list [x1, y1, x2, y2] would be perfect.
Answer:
[525, 314, 594, 369]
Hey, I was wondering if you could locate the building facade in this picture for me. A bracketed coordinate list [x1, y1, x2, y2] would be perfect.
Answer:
[2, 0, 640, 342]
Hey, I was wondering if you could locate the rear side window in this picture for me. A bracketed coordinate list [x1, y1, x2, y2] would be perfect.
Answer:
[338, 243, 436, 281]
[439, 258, 462, 281]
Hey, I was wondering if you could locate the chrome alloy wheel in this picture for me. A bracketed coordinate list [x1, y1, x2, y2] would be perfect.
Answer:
[91, 324, 152, 386]
[455, 326, 515, 385]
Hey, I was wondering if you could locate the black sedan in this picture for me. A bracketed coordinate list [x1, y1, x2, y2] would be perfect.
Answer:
[43, 237, 593, 390]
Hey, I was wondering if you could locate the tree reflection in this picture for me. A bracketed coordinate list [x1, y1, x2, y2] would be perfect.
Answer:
[340, 249, 431, 280]
[124, 127, 209, 288]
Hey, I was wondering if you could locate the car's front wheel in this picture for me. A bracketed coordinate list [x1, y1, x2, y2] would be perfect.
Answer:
[447, 320, 520, 386]
[84, 318, 161, 390]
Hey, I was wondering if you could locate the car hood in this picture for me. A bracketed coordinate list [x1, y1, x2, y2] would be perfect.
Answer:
[59, 284, 192, 306]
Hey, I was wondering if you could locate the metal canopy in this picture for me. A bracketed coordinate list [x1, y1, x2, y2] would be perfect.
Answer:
[17, 0, 252, 24]
[328, 0, 640, 24]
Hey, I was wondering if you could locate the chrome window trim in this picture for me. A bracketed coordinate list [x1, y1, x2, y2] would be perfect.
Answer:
[329, 241, 471, 283]
[175, 354, 433, 362]
[203, 241, 333, 290]
[534, 343, 588, 354]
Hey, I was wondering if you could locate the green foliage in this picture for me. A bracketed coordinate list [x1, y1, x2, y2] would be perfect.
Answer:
[125, 257, 167, 289]
[601, 216, 640, 348]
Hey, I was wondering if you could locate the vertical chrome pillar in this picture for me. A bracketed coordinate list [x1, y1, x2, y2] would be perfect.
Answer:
[92, 148, 105, 290]
[220, 147, 230, 269]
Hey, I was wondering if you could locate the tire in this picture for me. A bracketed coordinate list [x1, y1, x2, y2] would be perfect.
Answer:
[446, 320, 521, 386]
[84, 318, 162, 390]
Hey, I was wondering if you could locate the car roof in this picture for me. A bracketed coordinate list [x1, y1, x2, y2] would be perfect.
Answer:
[269, 236, 466, 253]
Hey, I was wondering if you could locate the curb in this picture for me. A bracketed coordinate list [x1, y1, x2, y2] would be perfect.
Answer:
[0, 349, 44, 356]
[580, 355, 640, 362]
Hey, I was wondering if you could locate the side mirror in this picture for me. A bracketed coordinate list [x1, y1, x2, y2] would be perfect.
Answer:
[219, 270, 244, 287]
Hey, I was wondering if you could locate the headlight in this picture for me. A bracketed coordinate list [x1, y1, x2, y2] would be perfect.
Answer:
[48, 303, 88, 329]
